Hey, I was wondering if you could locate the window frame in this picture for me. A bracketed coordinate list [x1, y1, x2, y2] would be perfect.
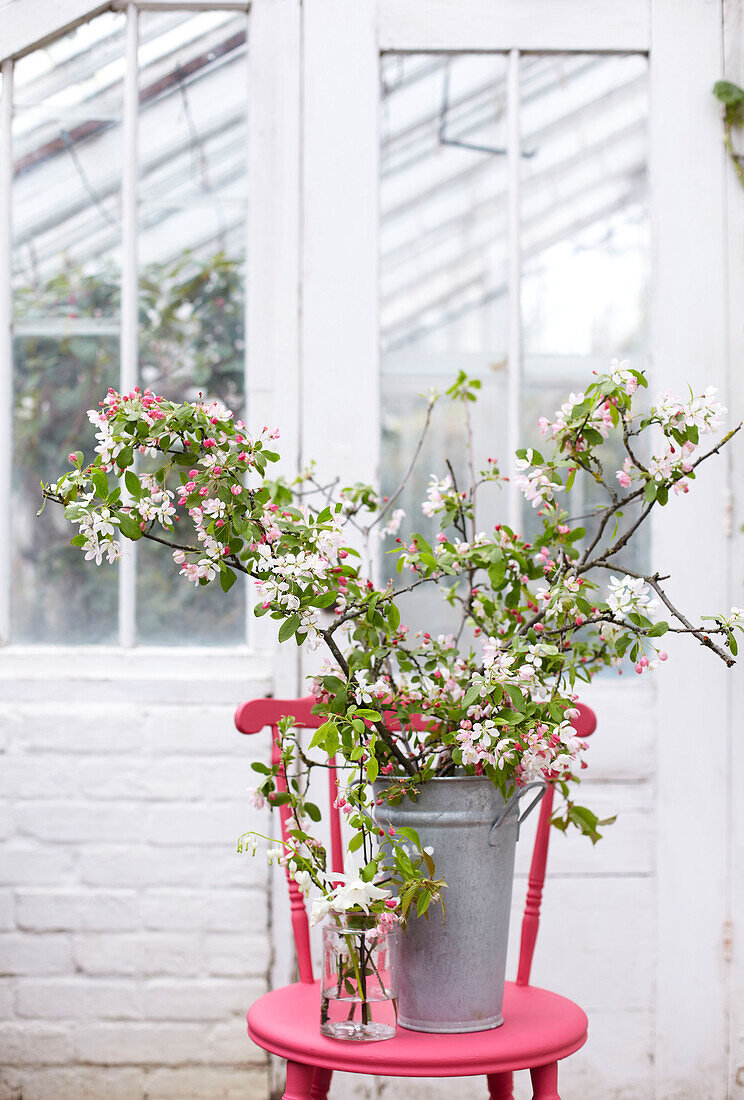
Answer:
[0, 0, 257, 652]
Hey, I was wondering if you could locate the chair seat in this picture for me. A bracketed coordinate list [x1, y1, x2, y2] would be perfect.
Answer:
[247, 980, 588, 1077]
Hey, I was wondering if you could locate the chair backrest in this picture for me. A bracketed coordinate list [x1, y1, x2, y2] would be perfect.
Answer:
[235, 696, 596, 987]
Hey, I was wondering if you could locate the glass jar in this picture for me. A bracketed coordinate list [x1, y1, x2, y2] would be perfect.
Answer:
[320, 912, 400, 1041]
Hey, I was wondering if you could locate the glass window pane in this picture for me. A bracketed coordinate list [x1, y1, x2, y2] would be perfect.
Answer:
[12, 335, 119, 643]
[380, 54, 510, 629]
[520, 54, 650, 575]
[11, 13, 125, 643]
[134, 11, 248, 646]
[521, 54, 650, 359]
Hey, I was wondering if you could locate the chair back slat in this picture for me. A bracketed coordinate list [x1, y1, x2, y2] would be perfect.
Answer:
[236, 696, 597, 989]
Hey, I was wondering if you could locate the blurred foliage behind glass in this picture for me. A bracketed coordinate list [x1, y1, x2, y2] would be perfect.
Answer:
[13, 250, 246, 644]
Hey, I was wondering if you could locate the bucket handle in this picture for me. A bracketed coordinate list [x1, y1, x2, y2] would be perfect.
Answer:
[488, 781, 547, 844]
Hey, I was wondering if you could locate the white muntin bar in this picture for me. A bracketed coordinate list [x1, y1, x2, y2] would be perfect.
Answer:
[118, 3, 139, 648]
[506, 47, 522, 532]
[0, 60, 13, 645]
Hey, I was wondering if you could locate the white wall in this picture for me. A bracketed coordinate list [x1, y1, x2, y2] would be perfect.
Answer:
[0, 652, 272, 1100]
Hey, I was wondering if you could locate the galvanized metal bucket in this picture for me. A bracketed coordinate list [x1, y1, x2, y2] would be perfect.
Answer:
[373, 775, 545, 1033]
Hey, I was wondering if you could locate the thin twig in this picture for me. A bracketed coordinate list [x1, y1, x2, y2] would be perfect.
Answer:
[369, 398, 437, 532]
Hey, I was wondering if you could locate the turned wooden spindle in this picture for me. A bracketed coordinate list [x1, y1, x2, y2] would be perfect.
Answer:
[516, 783, 554, 987]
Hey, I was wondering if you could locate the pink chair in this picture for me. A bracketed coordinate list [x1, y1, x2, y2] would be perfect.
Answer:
[235, 696, 596, 1100]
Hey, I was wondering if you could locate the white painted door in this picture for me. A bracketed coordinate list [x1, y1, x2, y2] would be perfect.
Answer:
[299, 2, 739, 1097]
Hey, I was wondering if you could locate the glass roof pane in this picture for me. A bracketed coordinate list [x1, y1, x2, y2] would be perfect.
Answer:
[12, 12, 125, 320]
[138, 11, 247, 206]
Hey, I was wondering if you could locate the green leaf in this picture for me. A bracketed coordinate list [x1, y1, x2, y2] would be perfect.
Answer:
[366, 756, 379, 783]
[463, 685, 481, 708]
[124, 470, 142, 499]
[116, 446, 134, 469]
[117, 513, 142, 540]
[488, 554, 506, 588]
[361, 860, 379, 882]
[348, 830, 365, 853]
[567, 805, 601, 843]
[714, 80, 744, 108]
[278, 614, 301, 643]
[310, 720, 339, 753]
[304, 802, 322, 823]
[416, 889, 432, 918]
[90, 468, 109, 498]
[396, 825, 423, 850]
[219, 567, 237, 593]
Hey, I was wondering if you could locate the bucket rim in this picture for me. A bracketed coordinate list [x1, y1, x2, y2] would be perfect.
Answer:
[373, 772, 498, 785]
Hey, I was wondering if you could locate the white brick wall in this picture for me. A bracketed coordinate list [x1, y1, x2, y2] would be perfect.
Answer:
[0, 657, 273, 1100]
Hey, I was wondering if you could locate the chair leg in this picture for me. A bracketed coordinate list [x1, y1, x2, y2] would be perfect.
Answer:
[487, 1070, 514, 1099]
[530, 1061, 560, 1100]
[283, 1060, 316, 1100]
[310, 1066, 333, 1099]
